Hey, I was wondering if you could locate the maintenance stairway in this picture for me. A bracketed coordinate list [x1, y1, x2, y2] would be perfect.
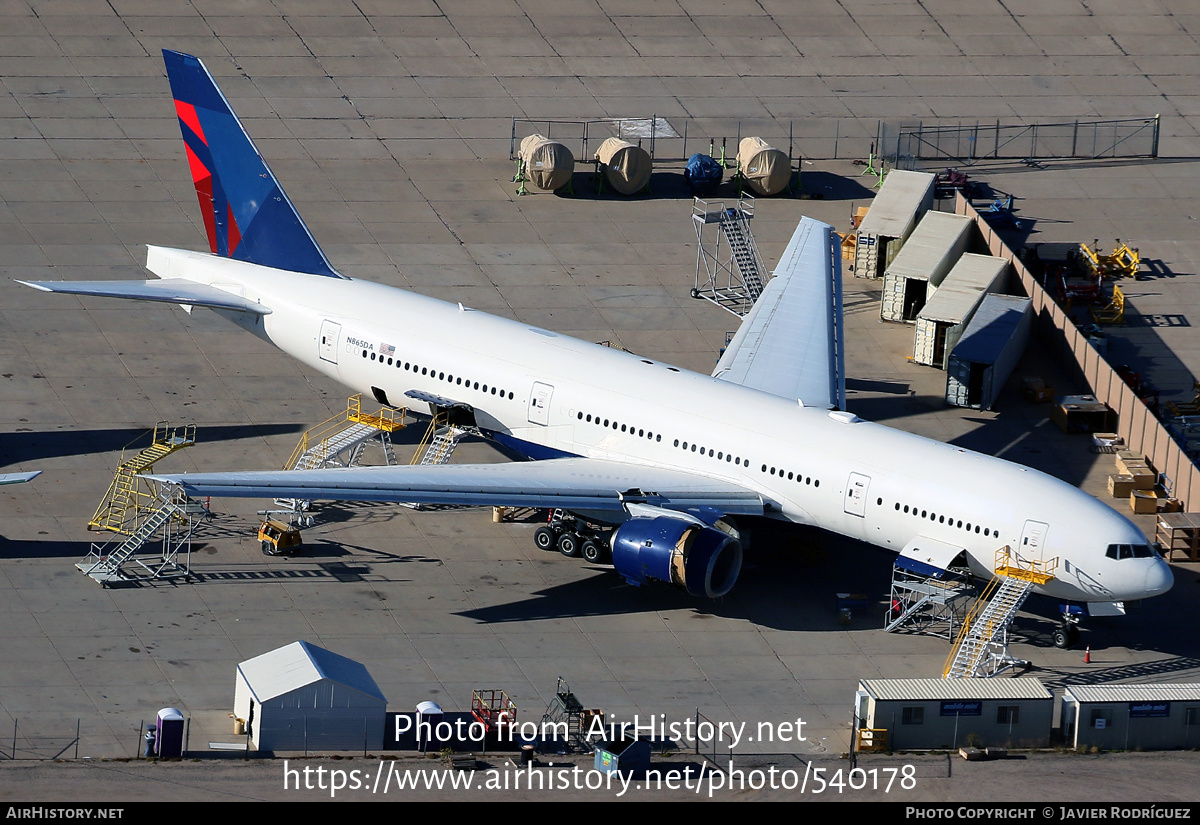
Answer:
[276, 395, 405, 511]
[540, 676, 594, 753]
[414, 414, 472, 466]
[884, 567, 973, 640]
[943, 548, 1057, 679]
[78, 485, 206, 585]
[399, 412, 480, 509]
[89, 423, 196, 536]
[692, 197, 769, 317]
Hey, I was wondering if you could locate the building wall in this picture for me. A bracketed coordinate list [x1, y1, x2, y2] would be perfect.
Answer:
[868, 697, 1053, 750]
[1067, 700, 1200, 751]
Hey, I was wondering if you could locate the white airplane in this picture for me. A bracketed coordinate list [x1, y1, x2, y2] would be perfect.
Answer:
[20, 51, 1172, 645]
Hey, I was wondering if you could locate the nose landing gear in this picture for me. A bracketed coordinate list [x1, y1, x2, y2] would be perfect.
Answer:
[1053, 608, 1083, 649]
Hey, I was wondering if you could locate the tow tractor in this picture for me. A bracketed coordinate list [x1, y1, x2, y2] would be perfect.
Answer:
[534, 509, 612, 564]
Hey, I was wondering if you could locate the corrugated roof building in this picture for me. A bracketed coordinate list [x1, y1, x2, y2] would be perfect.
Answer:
[856, 678, 1053, 751]
[1062, 684, 1200, 751]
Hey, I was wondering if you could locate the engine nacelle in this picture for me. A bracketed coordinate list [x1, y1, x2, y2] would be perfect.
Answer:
[610, 516, 743, 598]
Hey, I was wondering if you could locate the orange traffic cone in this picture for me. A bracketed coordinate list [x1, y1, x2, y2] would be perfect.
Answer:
[1084, 646, 1091, 663]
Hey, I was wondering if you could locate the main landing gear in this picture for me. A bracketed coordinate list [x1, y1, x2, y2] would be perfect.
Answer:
[533, 510, 611, 565]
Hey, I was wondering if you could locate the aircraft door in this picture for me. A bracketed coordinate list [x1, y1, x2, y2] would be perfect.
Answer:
[1018, 519, 1050, 564]
[844, 472, 870, 517]
[528, 382, 553, 426]
[319, 320, 341, 364]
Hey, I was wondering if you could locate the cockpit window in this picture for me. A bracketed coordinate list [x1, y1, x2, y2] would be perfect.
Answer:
[1105, 543, 1156, 560]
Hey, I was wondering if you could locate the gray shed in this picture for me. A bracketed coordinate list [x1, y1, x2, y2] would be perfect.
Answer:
[946, 295, 1032, 410]
[856, 678, 1053, 751]
[853, 170, 936, 280]
[880, 212, 975, 323]
[913, 254, 1009, 369]
[234, 640, 388, 752]
[1062, 684, 1200, 751]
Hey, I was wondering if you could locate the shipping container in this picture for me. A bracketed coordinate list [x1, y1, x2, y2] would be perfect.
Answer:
[945, 294, 1032, 410]
[853, 170, 936, 279]
[913, 254, 1009, 369]
[880, 211, 975, 322]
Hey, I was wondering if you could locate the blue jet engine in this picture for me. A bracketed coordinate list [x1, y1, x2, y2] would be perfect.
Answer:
[610, 516, 743, 598]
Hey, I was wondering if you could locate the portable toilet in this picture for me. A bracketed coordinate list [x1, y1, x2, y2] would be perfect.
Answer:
[156, 707, 185, 757]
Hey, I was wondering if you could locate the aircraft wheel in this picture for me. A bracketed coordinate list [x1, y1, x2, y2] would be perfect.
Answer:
[557, 532, 581, 558]
[1052, 626, 1071, 649]
[581, 539, 607, 564]
[534, 526, 557, 552]
[1067, 625, 1080, 647]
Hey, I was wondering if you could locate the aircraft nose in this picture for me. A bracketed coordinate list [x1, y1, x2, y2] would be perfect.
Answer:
[1145, 558, 1174, 596]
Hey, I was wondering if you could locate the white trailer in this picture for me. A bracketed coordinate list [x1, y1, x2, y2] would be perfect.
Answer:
[945, 294, 1033, 410]
[880, 211, 974, 323]
[913, 254, 1009, 369]
[852, 170, 936, 280]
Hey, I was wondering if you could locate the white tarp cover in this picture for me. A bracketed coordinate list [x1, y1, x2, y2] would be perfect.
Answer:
[595, 137, 651, 195]
[519, 134, 574, 191]
[737, 137, 791, 196]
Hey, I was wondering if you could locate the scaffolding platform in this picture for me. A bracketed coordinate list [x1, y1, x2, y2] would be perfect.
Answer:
[884, 566, 974, 640]
[691, 196, 769, 317]
[943, 547, 1057, 679]
[78, 486, 207, 586]
[541, 676, 601, 753]
[276, 395, 406, 513]
[89, 422, 197, 536]
[471, 689, 517, 735]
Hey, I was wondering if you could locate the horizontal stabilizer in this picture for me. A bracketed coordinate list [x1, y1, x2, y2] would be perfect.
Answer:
[0, 471, 40, 485]
[16, 278, 271, 315]
[151, 458, 765, 515]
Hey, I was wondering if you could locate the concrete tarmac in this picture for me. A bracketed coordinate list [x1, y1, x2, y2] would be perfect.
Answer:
[1, 0, 1199, 803]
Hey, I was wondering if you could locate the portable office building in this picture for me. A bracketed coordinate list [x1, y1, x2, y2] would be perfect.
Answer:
[1062, 684, 1200, 751]
[913, 254, 1009, 368]
[945, 295, 1032, 410]
[880, 212, 975, 323]
[853, 170, 936, 280]
[856, 678, 1053, 751]
[234, 640, 388, 752]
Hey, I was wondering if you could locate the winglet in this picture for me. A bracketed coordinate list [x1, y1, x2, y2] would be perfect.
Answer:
[162, 49, 342, 279]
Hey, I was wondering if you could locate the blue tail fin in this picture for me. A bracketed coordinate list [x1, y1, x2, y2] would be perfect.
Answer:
[162, 49, 341, 279]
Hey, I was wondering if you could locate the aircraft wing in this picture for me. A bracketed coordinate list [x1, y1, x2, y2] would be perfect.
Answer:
[16, 278, 271, 315]
[150, 458, 765, 515]
[712, 217, 845, 410]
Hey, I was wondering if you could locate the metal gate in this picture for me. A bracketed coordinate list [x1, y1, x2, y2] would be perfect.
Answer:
[888, 116, 1159, 166]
